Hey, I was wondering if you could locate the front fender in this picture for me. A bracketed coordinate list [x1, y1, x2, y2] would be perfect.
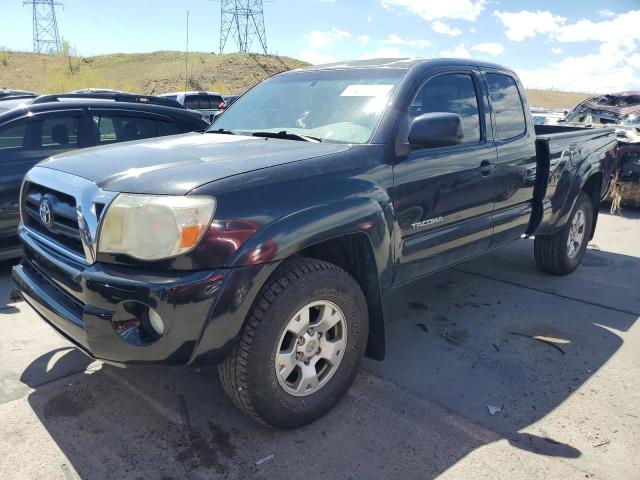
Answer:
[229, 196, 394, 289]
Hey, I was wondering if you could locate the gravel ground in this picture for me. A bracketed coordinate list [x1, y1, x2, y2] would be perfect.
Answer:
[0, 208, 638, 480]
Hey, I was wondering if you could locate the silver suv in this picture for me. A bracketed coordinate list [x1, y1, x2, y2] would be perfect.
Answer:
[159, 91, 226, 122]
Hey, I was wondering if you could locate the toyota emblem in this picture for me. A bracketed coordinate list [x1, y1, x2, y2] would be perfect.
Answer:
[39, 199, 54, 228]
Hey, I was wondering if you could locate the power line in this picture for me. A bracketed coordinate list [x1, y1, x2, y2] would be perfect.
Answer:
[23, 0, 63, 54]
[219, 0, 268, 55]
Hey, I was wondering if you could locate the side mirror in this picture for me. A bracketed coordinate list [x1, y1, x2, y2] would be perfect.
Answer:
[408, 112, 463, 149]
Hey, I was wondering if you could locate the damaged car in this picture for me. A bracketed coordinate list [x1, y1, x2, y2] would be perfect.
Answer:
[562, 91, 640, 208]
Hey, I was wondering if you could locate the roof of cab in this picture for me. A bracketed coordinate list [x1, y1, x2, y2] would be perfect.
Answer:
[296, 57, 508, 71]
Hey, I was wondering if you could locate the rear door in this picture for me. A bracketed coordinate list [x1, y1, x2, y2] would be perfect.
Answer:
[392, 69, 498, 283]
[483, 71, 538, 246]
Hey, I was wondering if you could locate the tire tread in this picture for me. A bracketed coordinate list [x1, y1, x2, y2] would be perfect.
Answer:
[217, 257, 347, 426]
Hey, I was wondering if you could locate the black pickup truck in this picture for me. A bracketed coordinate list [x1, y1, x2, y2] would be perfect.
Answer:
[12, 59, 617, 428]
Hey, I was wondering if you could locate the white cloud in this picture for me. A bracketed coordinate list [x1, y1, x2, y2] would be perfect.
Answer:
[382, 34, 431, 48]
[518, 47, 639, 92]
[469, 27, 477, 34]
[471, 42, 504, 56]
[379, 0, 486, 22]
[494, 9, 640, 91]
[598, 9, 616, 17]
[554, 10, 640, 45]
[306, 27, 351, 48]
[441, 43, 471, 59]
[431, 21, 463, 36]
[551, 47, 562, 55]
[367, 15, 373, 22]
[358, 35, 371, 45]
[494, 10, 566, 42]
[298, 48, 337, 65]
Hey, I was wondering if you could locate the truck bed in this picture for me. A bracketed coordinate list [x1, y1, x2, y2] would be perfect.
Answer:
[530, 124, 617, 235]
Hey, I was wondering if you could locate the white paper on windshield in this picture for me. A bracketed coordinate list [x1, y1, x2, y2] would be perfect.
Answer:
[340, 85, 393, 97]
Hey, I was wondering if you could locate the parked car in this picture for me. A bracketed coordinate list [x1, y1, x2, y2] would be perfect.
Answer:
[530, 106, 566, 125]
[224, 95, 240, 106]
[0, 88, 37, 100]
[158, 91, 226, 122]
[70, 88, 131, 94]
[12, 58, 616, 429]
[561, 91, 640, 207]
[0, 93, 209, 260]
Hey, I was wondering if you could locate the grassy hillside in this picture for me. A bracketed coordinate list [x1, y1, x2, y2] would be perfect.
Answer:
[0, 51, 308, 96]
[0, 50, 590, 108]
[525, 89, 591, 109]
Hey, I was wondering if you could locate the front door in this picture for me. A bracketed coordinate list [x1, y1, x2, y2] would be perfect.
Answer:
[392, 70, 497, 284]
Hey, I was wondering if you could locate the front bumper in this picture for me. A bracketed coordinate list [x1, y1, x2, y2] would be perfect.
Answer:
[12, 225, 278, 366]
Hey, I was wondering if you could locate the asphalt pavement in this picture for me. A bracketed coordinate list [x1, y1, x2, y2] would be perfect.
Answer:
[1, 208, 638, 480]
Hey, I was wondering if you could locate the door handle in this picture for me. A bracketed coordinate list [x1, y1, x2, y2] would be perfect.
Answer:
[479, 160, 492, 176]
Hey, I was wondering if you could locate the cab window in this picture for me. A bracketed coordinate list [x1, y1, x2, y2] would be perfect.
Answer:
[406, 73, 482, 148]
[486, 73, 527, 140]
[0, 121, 28, 152]
[184, 95, 201, 110]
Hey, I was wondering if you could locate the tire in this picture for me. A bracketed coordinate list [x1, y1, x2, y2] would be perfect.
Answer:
[218, 257, 368, 428]
[534, 191, 593, 275]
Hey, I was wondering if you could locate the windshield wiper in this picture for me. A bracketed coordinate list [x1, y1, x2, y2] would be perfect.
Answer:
[250, 130, 322, 143]
[207, 128, 236, 135]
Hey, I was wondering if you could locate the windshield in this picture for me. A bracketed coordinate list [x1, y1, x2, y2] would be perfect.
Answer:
[210, 68, 406, 143]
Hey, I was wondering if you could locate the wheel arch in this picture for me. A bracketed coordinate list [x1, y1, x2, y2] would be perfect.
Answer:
[581, 171, 603, 240]
[228, 196, 394, 361]
[298, 232, 387, 360]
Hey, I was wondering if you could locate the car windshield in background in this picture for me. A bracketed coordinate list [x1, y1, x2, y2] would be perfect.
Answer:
[210, 68, 406, 143]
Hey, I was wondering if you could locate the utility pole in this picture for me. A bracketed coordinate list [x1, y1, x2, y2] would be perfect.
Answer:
[23, 0, 63, 54]
[219, 0, 268, 55]
[185, 10, 190, 92]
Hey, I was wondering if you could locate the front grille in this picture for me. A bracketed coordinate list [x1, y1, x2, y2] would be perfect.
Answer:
[22, 181, 85, 255]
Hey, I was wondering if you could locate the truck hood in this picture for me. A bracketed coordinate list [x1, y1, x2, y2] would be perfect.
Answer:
[39, 132, 352, 195]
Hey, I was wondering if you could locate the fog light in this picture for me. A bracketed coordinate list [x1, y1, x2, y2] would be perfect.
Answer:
[148, 308, 164, 336]
[113, 302, 163, 346]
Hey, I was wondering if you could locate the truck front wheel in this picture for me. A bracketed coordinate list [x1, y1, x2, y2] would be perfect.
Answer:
[218, 258, 368, 428]
[534, 191, 593, 275]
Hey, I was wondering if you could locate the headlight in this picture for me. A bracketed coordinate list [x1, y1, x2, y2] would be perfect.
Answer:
[98, 194, 216, 261]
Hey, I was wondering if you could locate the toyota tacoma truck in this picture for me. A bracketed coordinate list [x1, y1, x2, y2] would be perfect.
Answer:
[11, 59, 617, 428]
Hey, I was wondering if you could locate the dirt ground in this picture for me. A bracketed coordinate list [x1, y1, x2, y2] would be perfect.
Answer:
[0, 207, 638, 480]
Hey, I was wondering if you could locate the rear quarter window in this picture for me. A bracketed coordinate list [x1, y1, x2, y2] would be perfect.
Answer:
[486, 73, 527, 140]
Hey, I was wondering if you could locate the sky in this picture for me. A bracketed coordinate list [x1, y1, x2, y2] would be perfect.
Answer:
[1, 0, 639, 92]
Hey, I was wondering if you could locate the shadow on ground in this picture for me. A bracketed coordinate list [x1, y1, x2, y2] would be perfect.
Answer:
[9, 211, 640, 479]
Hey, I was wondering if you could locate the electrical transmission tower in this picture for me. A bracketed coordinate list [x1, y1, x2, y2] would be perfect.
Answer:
[23, 0, 62, 54]
[219, 0, 268, 55]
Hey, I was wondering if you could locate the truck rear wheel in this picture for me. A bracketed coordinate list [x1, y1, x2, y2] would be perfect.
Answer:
[218, 258, 368, 428]
[534, 191, 593, 275]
